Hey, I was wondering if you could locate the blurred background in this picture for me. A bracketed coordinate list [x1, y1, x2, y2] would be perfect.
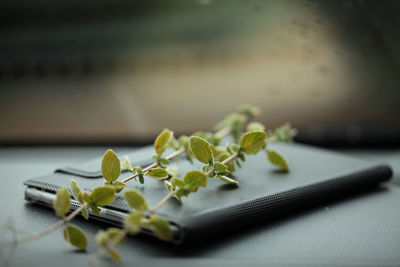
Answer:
[0, 0, 399, 146]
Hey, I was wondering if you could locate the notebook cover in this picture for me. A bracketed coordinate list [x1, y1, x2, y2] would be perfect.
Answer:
[23, 143, 392, 243]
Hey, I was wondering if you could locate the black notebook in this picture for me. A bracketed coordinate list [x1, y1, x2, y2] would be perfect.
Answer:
[23, 143, 392, 243]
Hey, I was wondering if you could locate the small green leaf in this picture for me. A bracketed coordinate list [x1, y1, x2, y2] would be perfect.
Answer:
[189, 136, 213, 164]
[166, 166, 179, 177]
[124, 212, 142, 235]
[164, 180, 174, 191]
[90, 186, 115, 206]
[183, 170, 208, 192]
[120, 156, 133, 172]
[101, 149, 121, 182]
[53, 187, 70, 217]
[108, 249, 122, 262]
[159, 157, 170, 166]
[63, 224, 87, 250]
[218, 175, 239, 186]
[106, 228, 124, 246]
[214, 162, 228, 173]
[154, 129, 173, 155]
[91, 205, 101, 216]
[150, 215, 173, 241]
[81, 207, 89, 220]
[239, 104, 261, 117]
[81, 191, 92, 204]
[96, 230, 108, 247]
[112, 181, 126, 193]
[247, 122, 266, 132]
[216, 152, 236, 173]
[171, 177, 184, 188]
[124, 190, 148, 211]
[146, 168, 169, 180]
[70, 179, 80, 201]
[239, 130, 267, 155]
[266, 149, 289, 171]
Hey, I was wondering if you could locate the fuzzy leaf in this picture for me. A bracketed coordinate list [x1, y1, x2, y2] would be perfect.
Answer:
[189, 136, 213, 164]
[90, 186, 115, 206]
[266, 149, 289, 171]
[91, 205, 101, 216]
[146, 168, 169, 180]
[183, 170, 208, 192]
[120, 156, 133, 172]
[154, 129, 173, 155]
[166, 166, 179, 177]
[218, 175, 239, 185]
[105, 181, 126, 193]
[239, 130, 267, 155]
[124, 190, 148, 211]
[81, 207, 89, 220]
[63, 224, 87, 250]
[214, 162, 228, 173]
[70, 179, 80, 201]
[101, 149, 121, 182]
[124, 212, 142, 235]
[150, 215, 173, 241]
[108, 249, 121, 262]
[106, 228, 124, 246]
[247, 122, 265, 132]
[53, 187, 70, 217]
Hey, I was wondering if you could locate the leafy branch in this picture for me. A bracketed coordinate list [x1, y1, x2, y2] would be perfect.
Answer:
[1, 105, 297, 264]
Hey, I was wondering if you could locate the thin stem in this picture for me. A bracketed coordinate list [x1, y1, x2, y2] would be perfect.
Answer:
[148, 190, 177, 214]
[17, 204, 87, 244]
[122, 124, 232, 184]
[148, 152, 239, 214]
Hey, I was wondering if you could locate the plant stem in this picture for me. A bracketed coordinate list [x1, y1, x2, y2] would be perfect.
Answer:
[17, 204, 87, 244]
[148, 152, 239, 214]
[122, 125, 232, 184]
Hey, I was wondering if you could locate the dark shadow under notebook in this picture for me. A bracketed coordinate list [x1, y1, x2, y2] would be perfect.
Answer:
[23, 143, 392, 244]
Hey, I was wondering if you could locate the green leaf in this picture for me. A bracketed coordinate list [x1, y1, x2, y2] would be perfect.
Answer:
[81, 207, 89, 220]
[124, 212, 142, 235]
[101, 149, 121, 182]
[70, 179, 80, 201]
[124, 190, 148, 211]
[164, 180, 174, 191]
[166, 166, 179, 177]
[81, 191, 92, 204]
[159, 157, 170, 166]
[91, 205, 101, 216]
[120, 156, 133, 172]
[108, 249, 122, 262]
[90, 186, 115, 206]
[171, 177, 184, 188]
[183, 170, 208, 192]
[112, 181, 126, 193]
[96, 230, 108, 246]
[239, 130, 267, 155]
[189, 136, 213, 164]
[106, 228, 124, 246]
[214, 162, 228, 173]
[154, 129, 173, 155]
[216, 152, 236, 173]
[53, 187, 70, 217]
[150, 215, 173, 241]
[218, 175, 239, 186]
[247, 122, 265, 132]
[146, 168, 169, 180]
[266, 149, 289, 171]
[239, 104, 261, 117]
[63, 224, 87, 250]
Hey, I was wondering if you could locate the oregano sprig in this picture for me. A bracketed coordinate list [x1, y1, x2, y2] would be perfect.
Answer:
[3, 105, 298, 264]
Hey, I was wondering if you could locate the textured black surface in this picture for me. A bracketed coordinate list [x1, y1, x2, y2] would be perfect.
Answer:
[0, 145, 399, 266]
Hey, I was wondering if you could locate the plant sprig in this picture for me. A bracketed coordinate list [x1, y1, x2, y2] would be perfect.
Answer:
[2, 105, 297, 264]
